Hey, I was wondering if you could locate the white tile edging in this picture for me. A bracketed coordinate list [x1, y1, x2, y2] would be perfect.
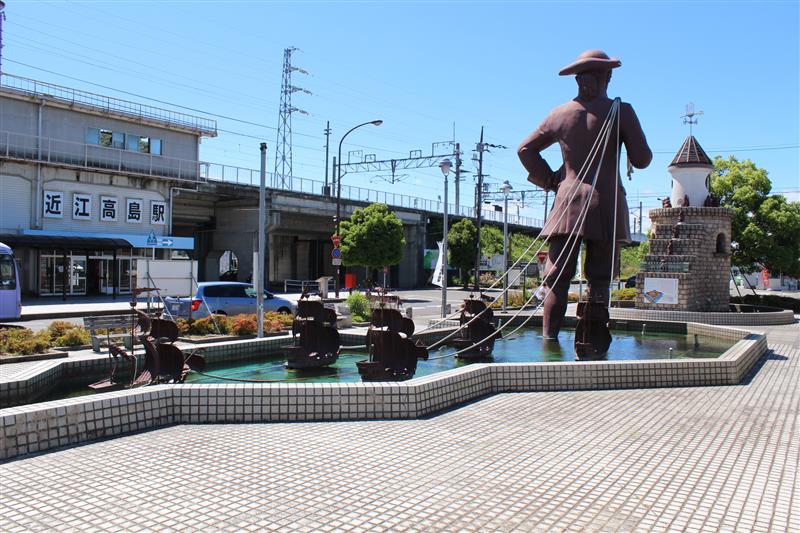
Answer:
[0, 325, 768, 461]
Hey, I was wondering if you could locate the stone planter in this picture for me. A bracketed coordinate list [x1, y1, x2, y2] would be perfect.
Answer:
[0, 350, 68, 364]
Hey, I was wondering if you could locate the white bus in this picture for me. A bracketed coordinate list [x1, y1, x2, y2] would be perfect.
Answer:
[0, 242, 22, 320]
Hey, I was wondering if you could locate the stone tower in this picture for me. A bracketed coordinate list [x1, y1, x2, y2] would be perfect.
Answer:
[636, 136, 733, 311]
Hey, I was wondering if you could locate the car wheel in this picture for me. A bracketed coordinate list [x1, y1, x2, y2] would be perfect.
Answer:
[277, 307, 291, 315]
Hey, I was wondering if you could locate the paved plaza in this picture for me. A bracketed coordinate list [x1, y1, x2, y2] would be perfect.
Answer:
[0, 321, 797, 532]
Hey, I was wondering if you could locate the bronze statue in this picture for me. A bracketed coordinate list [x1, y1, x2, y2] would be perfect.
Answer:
[661, 197, 672, 209]
[518, 50, 652, 342]
[677, 194, 690, 208]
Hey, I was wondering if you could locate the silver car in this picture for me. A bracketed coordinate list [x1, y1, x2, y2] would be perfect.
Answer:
[165, 282, 296, 319]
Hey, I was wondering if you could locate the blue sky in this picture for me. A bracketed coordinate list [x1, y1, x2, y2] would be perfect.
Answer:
[5, 0, 799, 223]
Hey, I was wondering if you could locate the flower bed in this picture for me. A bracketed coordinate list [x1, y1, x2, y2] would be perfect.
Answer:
[176, 312, 293, 337]
[0, 321, 90, 360]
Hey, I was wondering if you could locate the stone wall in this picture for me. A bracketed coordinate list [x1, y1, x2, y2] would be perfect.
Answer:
[637, 207, 732, 311]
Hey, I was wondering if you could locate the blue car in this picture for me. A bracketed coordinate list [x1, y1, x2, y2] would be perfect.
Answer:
[164, 282, 296, 319]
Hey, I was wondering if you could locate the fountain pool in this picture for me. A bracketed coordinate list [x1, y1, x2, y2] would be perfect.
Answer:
[184, 327, 733, 385]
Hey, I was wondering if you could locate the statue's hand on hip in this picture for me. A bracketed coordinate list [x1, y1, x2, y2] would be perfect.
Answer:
[548, 165, 566, 192]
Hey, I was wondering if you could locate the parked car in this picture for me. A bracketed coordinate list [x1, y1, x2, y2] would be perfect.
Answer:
[164, 282, 296, 319]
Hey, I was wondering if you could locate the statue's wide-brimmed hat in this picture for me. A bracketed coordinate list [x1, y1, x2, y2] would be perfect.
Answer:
[559, 50, 621, 76]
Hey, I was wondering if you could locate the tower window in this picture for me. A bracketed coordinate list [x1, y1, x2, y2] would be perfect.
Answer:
[716, 233, 727, 254]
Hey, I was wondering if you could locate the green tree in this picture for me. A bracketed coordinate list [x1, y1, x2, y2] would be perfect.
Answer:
[448, 218, 477, 285]
[620, 241, 649, 278]
[340, 203, 405, 270]
[480, 225, 504, 257]
[711, 156, 800, 276]
[510, 233, 546, 263]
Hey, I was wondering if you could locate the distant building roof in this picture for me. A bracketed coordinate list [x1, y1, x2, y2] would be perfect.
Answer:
[670, 135, 713, 167]
[0, 73, 217, 137]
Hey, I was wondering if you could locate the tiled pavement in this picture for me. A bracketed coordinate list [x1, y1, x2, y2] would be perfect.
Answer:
[0, 337, 797, 532]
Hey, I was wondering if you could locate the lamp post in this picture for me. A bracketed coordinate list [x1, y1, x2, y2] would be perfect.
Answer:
[501, 180, 513, 311]
[439, 158, 452, 318]
[334, 119, 383, 297]
[257, 142, 267, 337]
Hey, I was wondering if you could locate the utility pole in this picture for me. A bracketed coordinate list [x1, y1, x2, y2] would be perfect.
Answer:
[543, 190, 550, 223]
[454, 143, 461, 215]
[0, 1, 6, 79]
[324, 121, 332, 195]
[474, 127, 485, 292]
[639, 201, 643, 235]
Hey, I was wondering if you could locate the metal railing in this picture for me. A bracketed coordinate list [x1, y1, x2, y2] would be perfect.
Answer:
[1, 73, 217, 135]
[0, 129, 543, 228]
[202, 160, 543, 227]
[0, 130, 202, 180]
[283, 278, 335, 293]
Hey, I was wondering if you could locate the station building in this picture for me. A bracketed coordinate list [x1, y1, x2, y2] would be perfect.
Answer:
[0, 74, 217, 298]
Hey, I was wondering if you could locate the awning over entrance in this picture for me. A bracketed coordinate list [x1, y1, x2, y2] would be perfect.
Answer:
[0, 234, 131, 249]
[2, 230, 194, 251]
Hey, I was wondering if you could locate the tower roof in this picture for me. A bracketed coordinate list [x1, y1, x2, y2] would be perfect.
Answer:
[670, 135, 713, 167]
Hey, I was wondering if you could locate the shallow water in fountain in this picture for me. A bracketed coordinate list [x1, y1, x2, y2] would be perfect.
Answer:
[183, 327, 733, 385]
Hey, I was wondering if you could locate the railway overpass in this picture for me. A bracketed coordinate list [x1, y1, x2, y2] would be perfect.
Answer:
[174, 163, 543, 289]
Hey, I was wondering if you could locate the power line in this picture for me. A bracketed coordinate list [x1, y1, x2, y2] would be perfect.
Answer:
[4, 59, 322, 139]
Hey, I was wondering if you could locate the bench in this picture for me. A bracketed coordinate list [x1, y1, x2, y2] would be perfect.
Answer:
[84, 314, 138, 353]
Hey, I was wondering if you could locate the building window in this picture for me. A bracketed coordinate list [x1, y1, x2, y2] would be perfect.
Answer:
[86, 128, 162, 155]
[125, 133, 139, 151]
[112, 131, 125, 149]
[85, 128, 99, 145]
[99, 129, 113, 147]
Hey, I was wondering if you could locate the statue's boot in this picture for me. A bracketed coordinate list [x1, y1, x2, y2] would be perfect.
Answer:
[542, 285, 568, 339]
[574, 299, 611, 360]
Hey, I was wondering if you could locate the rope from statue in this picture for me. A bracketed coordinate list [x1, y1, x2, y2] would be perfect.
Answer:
[426, 98, 623, 360]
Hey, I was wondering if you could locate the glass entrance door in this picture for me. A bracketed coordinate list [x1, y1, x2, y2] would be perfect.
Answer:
[119, 258, 132, 294]
[38, 252, 88, 295]
[70, 258, 87, 295]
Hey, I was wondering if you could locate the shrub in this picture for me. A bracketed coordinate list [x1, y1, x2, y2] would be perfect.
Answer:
[264, 318, 284, 333]
[567, 292, 580, 303]
[47, 320, 77, 338]
[612, 287, 637, 301]
[731, 294, 800, 312]
[491, 290, 536, 309]
[230, 314, 257, 336]
[346, 291, 371, 322]
[54, 327, 91, 347]
[479, 272, 496, 287]
[264, 311, 293, 328]
[187, 315, 228, 336]
[175, 318, 190, 335]
[0, 328, 53, 355]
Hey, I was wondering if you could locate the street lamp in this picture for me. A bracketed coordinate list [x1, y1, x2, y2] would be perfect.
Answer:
[334, 120, 383, 297]
[439, 158, 452, 318]
[501, 180, 513, 311]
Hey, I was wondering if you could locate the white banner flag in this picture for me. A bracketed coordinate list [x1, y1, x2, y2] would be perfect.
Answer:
[431, 241, 444, 287]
